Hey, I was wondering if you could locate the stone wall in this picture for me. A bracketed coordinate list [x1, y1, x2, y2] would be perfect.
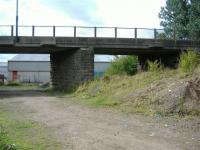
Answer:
[50, 48, 94, 91]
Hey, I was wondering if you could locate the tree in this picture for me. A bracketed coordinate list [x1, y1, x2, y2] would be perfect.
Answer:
[159, 0, 200, 40]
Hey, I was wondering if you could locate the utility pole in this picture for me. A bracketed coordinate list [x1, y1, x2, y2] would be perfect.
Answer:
[16, 0, 19, 42]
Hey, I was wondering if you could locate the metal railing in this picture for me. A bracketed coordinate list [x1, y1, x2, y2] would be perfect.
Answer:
[0, 25, 199, 40]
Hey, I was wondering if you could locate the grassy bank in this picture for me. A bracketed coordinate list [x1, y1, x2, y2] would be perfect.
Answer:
[0, 103, 61, 150]
[74, 64, 200, 116]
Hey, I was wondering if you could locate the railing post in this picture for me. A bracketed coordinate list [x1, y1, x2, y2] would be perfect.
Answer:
[94, 27, 97, 38]
[74, 26, 76, 37]
[135, 28, 137, 39]
[32, 26, 35, 37]
[53, 26, 55, 37]
[11, 25, 14, 37]
[115, 27, 117, 38]
[154, 28, 157, 39]
[173, 29, 176, 41]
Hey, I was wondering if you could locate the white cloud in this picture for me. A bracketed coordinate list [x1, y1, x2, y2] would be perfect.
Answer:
[0, 0, 166, 61]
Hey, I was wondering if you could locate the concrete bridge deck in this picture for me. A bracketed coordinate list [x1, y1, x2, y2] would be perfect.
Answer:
[0, 36, 199, 55]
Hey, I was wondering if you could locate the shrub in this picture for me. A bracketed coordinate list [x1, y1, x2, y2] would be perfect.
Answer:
[179, 50, 200, 73]
[147, 60, 163, 73]
[105, 56, 138, 76]
[7, 81, 22, 86]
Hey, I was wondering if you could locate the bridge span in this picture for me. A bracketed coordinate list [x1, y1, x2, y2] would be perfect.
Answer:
[0, 25, 199, 90]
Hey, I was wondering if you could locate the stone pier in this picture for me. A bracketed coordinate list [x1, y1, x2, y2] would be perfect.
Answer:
[50, 48, 94, 91]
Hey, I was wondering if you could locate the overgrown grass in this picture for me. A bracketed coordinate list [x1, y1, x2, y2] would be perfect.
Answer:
[6, 81, 22, 86]
[0, 104, 61, 150]
[74, 57, 200, 116]
[179, 50, 200, 74]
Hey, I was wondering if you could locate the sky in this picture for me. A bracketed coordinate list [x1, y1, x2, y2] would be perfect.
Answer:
[0, 0, 166, 62]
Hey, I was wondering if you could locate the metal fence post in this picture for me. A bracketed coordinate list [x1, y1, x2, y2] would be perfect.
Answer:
[94, 27, 97, 38]
[173, 28, 176, 41]
[115, 27, 117, 38]
[74, 26, 76, 37]
[11, 25, 14, 36]
[154, 28, 157, 39]
[135, 28, 137, 39]
[53, 26, 55, 37]
[32, 26, 35, 37]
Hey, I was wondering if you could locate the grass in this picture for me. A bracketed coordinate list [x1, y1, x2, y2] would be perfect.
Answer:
[0, 104, 62, 150]
[74, 63, 200, 117]
[179, 51, 199, 74]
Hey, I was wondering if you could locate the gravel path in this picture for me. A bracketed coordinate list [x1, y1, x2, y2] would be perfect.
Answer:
[0, 90, 199, 150]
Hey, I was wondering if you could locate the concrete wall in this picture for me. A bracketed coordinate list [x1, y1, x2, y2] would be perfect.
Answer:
[51, 48, 94, 90]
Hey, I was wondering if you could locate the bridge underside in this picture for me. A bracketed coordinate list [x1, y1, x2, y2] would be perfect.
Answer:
[0, 36, 199, 90]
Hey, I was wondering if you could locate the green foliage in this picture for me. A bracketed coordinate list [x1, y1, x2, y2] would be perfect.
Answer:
[105, 56, 138, 76]
[0, 127, 17, 150]
[7, 81, 22, 86]
[159, 0, 200, 40]
[179, 50, 200, 73]
[147, 60, 163, 73]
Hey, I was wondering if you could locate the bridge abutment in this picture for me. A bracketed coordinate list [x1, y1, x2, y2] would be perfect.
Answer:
[50, 48, 94, 91]
[138, 53, 180, 70]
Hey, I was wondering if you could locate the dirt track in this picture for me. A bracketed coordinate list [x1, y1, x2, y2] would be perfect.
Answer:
[0, 90, 199, 150]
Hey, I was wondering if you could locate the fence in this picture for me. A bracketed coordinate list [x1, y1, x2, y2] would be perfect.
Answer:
[0, 25, 199, 40]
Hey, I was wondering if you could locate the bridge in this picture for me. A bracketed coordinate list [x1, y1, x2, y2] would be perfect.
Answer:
[0, 25, 200, 90]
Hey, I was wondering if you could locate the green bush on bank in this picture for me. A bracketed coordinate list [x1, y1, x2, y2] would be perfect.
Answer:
[105, 56, 138, 76]
[147, 60, 163, 73]
[179, 50, 200, 73]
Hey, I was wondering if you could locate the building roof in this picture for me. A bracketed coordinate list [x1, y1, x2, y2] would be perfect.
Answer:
[0, 62, 7, 67]
[9, 54, 113, 62]
[10, 54, 50, 62]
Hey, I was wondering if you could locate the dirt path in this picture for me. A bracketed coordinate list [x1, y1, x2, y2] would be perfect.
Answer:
[0, 90, 199, 150]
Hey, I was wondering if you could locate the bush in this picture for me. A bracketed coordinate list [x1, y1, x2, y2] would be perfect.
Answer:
[179, 50, 200, 73]
[147, 60, 163, 73]
[7, 81, 22, 86]
[105, 56, 138, 76]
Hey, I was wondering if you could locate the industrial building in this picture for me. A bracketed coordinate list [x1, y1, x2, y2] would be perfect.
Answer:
[8, 54, 111, 83]
[0, 62, 8, 79]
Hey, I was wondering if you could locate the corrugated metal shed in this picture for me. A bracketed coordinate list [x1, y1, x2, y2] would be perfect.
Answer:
[0, 62, 7, 67]
[10, 54, 113, 62]
[10, 54, 50, 62]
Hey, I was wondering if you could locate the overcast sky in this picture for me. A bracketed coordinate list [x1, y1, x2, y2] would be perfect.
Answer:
[0, 0, 166, 62]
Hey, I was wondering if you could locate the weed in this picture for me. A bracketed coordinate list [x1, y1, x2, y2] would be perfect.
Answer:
[179, 50, 199, 74]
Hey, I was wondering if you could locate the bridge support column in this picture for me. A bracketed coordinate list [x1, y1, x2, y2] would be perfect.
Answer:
[50, 48, 94, 91]
[138, 53, 180, 70]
